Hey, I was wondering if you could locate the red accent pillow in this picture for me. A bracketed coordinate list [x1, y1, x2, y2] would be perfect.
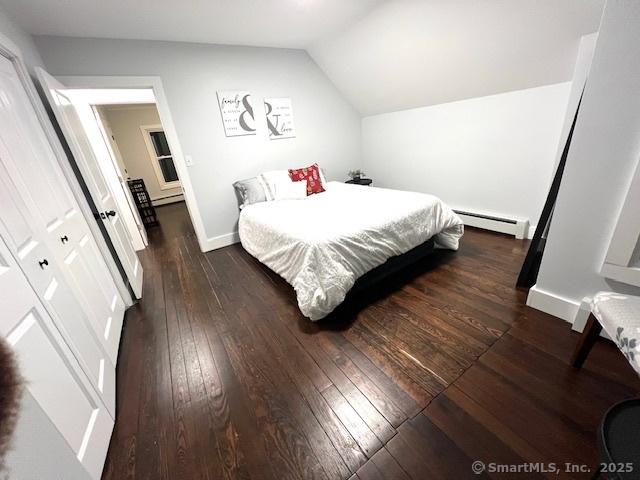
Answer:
[288, 163, 325, 195]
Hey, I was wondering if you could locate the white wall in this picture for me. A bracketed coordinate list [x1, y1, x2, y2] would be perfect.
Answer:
[550, 33, 598, 173]
[101, 105, 183, 203]
[362, 83, 571, 230]
[530, 0, 640, 321]
[35, 37, 362, 247]
[0, 4, 43, 73]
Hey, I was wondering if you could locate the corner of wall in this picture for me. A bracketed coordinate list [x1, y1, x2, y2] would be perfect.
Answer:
[304, 48, 364, 120]
[200, 231, 240, 252]
[526, 284, 580, 323]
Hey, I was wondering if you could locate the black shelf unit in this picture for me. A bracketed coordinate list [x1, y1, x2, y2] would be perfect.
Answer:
[127, 178, 158, 228]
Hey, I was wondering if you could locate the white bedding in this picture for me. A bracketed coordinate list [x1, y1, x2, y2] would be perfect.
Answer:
[239, 182, 464, 320]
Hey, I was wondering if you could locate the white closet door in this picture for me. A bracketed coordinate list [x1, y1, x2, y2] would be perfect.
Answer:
[0, 58, 117, 417]
[0, 57, 125, 364]
[0, 237, 113, 480]
[0, 163, 116, 417]
[37, 68, 144, 298]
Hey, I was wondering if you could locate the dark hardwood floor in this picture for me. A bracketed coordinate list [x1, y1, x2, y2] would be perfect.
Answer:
[102, 202, 640, 480]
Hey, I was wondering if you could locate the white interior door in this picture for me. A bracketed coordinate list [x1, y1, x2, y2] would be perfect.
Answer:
[0, 58, 126, 365]
[37, 68, 143, 298]
[0, 235, 113, 480]
[0, 155, 116, 416]
[93, 105, 148, 249]
[0, 56, 117, 413]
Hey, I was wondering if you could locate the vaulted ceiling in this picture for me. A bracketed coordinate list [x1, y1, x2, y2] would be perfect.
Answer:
[1, 0, 383, 48]
[309, 0, 605, 115]
[3, 0, 605, 115]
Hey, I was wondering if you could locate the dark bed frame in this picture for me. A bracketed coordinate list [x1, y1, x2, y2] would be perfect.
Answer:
[347, 237, 436, 298]
[244, 236, 442, 320]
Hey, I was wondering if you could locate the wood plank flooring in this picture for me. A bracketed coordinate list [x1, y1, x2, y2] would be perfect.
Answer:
[102, 202, 640, 480]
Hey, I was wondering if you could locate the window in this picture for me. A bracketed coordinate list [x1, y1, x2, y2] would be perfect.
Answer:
[141, 125, 180, 190]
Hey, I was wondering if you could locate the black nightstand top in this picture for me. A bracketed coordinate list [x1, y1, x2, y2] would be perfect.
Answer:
[345, 178, 372, 186]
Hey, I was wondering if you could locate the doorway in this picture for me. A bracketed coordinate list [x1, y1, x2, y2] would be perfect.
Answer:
[94, 102, 192, 248]
[97, 104, 185, 209]
[37, 71, 207, 299]
[50, 75, 207, 250]
[66, 91, 196, 250]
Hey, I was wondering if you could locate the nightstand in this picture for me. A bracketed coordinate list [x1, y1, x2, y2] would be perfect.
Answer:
[345, 178, 372, 186]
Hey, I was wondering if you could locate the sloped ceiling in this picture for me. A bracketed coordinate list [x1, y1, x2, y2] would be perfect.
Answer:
[309, 0, 605, 115]
[0, 0, 383, 49]
[3, 0, 604, 116]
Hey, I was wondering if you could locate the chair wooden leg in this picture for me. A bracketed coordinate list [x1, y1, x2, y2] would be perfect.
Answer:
[571, 313, 603, 369]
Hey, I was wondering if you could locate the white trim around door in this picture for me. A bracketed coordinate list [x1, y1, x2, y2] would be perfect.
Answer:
[55, 75, 209, 252]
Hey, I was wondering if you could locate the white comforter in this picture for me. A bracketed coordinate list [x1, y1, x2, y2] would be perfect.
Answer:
[239, 182, 464, 320]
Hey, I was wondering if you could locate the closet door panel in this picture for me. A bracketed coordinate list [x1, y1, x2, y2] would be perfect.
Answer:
[0, 241, 37, 338]
[0, 56, 125, 364]
[0, 238, 113, 480]
[0, 160, 52, 292]
[38, 69, 143, 298]
[10, 309, 98, 454]
[0, 57, 76, 228]
[0, 156, 115, 416]
[62, 233, 124, 364]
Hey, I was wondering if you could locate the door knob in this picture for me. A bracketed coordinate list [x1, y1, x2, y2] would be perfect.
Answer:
[105, 210, 116, 217]
[38, 259, 49, 269]
[60, 235, 69, 244]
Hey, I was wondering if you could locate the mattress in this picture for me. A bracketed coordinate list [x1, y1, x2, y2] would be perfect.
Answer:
[239, 181, 464, 320]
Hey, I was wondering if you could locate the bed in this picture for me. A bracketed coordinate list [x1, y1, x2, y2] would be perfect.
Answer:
[239, 181, 464, 320]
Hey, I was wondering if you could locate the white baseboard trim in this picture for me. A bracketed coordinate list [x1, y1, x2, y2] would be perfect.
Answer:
[527, 224, 537, 239]
[455, 210, 529, 239]
[526, 285, 581, 323]
[152, 194, 184, 206]
[199, 231, 240, 252]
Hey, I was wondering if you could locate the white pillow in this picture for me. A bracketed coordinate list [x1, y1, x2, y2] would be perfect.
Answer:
[258, 170, 290, 201]
[256, 175, 271, 201]
[272, 179, 307, 200]
[319, 168, 328, 185]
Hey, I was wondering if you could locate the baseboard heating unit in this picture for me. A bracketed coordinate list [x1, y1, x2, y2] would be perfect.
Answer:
[454, 210, 530, 239]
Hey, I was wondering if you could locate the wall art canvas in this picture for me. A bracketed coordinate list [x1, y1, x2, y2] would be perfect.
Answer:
[264, 97, 296, 139]
[217, 91, 256, 137]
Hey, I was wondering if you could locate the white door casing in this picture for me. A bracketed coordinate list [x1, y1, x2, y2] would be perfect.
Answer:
[55, 75, 209, 251]
[37, 68, 143, 298]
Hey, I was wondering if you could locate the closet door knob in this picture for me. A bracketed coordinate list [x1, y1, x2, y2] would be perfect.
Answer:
[105, 210, 116, 217]
[60, 235, 69, 244]
[38, 259, 49, 269]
